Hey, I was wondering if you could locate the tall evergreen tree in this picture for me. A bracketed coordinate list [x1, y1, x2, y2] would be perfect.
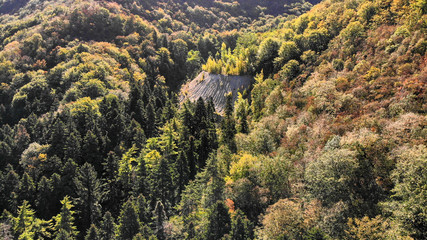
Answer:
[36, 176, 52, 220]
[48, 119, 67, 160]
[74, 163, 103, 231]
[229, 210, 253, 240]
[85, 224, 100, 240]
[13, 200, 35, 239]
[18, 173, 35, 206]
[117, 199, 140, 240]
[100, 95, 126, 152]
[153, 201, 167, 240]
[100, 211, 116, 240]
[220, 94, 236, 152]
[53, 196, 78, 239]
[81, 131, 102, 171]
[205, 201, 231, 240]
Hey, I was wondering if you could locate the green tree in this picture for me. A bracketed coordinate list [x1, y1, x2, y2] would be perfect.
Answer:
[220, 94, 237, 152]
[117, 199, 140, 240]
[53, 196, 78, 239]
[13, 200, 35, 238]
[384, 145, 427, 239]
[74, 163, 103, 231]
[100, 211, 116, 240]
[234, 93, 249, 134]
[305, 148, 359, 207]
[229, 210, 253, 240]
[275, 41, 300, 69]
[205, 201, 231, 240]
[85, 224, 100, 240]
[153, 201, 167, 240]
[257, 38, 280, 76]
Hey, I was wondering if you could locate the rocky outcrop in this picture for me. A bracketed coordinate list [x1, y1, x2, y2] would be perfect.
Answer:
[180, 71, 253, 114]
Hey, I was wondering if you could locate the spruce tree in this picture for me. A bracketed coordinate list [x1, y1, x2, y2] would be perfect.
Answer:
[74, 163, 103, 231]
[205, 201, 231, 240]
[229, 210, 253, 240]
[36, 176, 52, 219]
[53, 196, 78, 239]
[85, 224, 100, 240]
[100, 211, 116, 240]
[13, 200, 35, 238]
[153, 201, 167, 240]
[18, 173, 35, 206]
[81, 131, 102, 171]
[220, 94, 236, 152]
[117, 199, 140, 240]
[49, 119, 67, 160]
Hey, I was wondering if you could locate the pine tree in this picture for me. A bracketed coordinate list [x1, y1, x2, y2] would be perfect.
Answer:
[81, 130, 102, 171]
[153, 201, 167, 240]
[53, 196, 78, 239]
[229, 210, 253, 240]
[149, 157, 173, 208]
[144, 101, 157, 138]
[18, 173, 35, 206]
[74, 163, 103, 232]
[59, 159, 78, 202]
[136, 194, 151, 225]
[36, 176, 52, 219]
[194, 97, 207, 136]
[13, 200, 35, 238]
[221, 94, 236, 152]
[100, 211, 116, 240]
[117, 199, 140, 240]
[63, 125, 81, 163]
[102, 152, 122, 216]
[205, 201, 231, 240]
[1, 167, 20, 213]
[100, 95, 126, 152]
[48, 119, 67, 160]
[55, 229, 72, 240]
[85, 224, 100, 240]
[128, 119, 146, 150]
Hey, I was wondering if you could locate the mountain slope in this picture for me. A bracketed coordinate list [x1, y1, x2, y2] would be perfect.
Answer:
[0, 0, 426, 239]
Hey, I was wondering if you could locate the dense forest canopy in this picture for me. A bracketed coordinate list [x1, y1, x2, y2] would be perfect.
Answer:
[0, 0, 425, 239]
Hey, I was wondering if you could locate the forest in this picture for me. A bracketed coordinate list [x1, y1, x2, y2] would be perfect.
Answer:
[0, 0, 425, 239]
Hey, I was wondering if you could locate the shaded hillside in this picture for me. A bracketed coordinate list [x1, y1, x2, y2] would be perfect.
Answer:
[180, 71, 253, 113]
[0, 0, 29, 14]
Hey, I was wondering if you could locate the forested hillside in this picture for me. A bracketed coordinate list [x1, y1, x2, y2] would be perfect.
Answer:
[0, 0, 425, 239]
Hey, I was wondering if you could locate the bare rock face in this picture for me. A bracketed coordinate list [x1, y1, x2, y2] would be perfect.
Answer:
[180, 71, 253, 114]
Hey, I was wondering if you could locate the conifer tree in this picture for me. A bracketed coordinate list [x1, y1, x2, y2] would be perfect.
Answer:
[55, 229, 72, 240]
[221, 94, 236, 152]
[102, 152, 122, 216]
[53, 196, 78, 239]
[18, 172, 35, 206]
[205, 201, 231, 240]
[99, 211, 116, 240]
[100, 95, 126, 152]
[74, 163, 103, 231]
[36, 176, 52, 219]
[63, 124, 81, 163]
[13, 200, 35, 238]
[49, 119, 67, 159]
[81, 130, 102, 171]
[136, 194, 151, 225]
[145, 101, 157, 138]
[229, 210, 253, 240]
[153, 201, 167, 240]
[117, 200, 140, 240]
[85, 224, 100, 240]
